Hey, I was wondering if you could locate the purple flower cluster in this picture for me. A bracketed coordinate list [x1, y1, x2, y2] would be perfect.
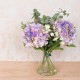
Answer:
[56, 21, 76, 45]
[24, 23, 49, 48]
[23, 20, 76, 48]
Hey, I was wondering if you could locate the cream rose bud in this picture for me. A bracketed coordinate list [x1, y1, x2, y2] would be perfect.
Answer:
[60, 42, 65, 46]
[53, 37, 58, 41]
[50, 33, 54, 36]
[45, 25, 50, 30]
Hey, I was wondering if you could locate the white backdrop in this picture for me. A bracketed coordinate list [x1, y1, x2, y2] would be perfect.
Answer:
[0, 0, 80, 61]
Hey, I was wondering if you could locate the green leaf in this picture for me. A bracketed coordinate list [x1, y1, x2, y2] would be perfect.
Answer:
[52, 15, 57, 21]
[47, 40, 61, 52]
[68, 44, 76, 47]
[63, 13, 67, 15]
[59, 15, 63, 19]
[46, 16, 51, 20]
[33, 9, 40, 16]
[34, 47, 44, 51]
[63, 10, 66, 13]
[21, 22, 26, 29]
[32, 9, 40, 20]
[40, 18, 45, 24]
[55, 13, 59, 16]
[67, 14, 69, 16]
[34, 47, 40, 50]
[53, 47, 63, 50]
[40, 15, 49, 24]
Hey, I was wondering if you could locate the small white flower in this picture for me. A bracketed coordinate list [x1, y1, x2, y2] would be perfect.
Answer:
[45, 25, 50, 30]
[60, 41, 65, 46]
[53, 37, 58, 41]
[60, 37, 64, 40]
[55, 32, 59, 36]
[45, 29, 51, 33]
[50, 33, 54, 36]
[44, 25, 51, 33]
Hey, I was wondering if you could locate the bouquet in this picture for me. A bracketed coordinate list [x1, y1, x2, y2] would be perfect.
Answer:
[21, 9, 76, 76]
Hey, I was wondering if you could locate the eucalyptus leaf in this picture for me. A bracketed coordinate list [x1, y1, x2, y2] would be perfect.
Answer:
[40, 15, 49, 24]
[63, 10, 66, 13]
[59, 15, 63, 19]
[52, 15, 57, 21]
[32, 9, 41, 21]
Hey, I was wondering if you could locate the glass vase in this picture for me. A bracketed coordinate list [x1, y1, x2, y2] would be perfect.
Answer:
[37, 52, 57, 76]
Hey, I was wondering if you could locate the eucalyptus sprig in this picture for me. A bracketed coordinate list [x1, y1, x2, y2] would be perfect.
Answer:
[32, 9, 41, 23]
[40, 15, 51, 25]
[52, 8, 69, 21]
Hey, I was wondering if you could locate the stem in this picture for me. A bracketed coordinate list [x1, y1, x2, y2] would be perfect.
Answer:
[42, 54, 46, 65]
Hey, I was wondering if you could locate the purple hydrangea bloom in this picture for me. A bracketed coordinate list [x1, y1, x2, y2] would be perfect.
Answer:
[55, 20, 76, 45]
[24, 23, 49, 48]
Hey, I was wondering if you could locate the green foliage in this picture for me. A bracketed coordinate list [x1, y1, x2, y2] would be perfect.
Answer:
[68, 44, 76, 47]
[34, 47, 44, 51]
[52, 15, 58, 21]
[40, 15, 51, 24]
[59, 15, 63, 19]
[21, 22, 26, 29]
[59, 8, 69, 16]
[53, 47, 63, 50]
[32, 9, 40, 20]
[46, 39, 63, 52]
[32, 8, 69, 24]
[52, 8, 69, 21]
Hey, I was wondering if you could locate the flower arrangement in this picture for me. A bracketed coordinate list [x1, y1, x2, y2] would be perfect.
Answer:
[21, 9, 76, 76]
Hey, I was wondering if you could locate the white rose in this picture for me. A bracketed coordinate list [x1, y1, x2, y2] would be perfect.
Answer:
[50, 33, 54, 36]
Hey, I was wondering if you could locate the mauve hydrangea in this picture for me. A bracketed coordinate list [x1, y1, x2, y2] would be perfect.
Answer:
[24, 23, 49, 48]
[55, 20, 76, 45]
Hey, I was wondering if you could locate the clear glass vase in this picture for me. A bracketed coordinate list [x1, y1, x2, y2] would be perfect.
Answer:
[37, 52, 57, 76]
